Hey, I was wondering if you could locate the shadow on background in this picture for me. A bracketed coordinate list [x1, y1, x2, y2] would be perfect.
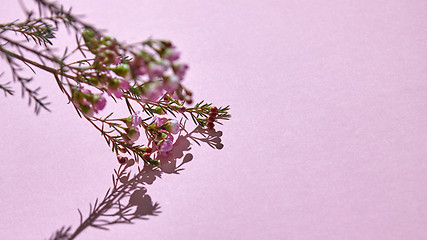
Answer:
[48, 126, 224, 240]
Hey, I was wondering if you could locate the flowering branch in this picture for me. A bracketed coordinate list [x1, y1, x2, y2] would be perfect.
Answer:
[0, 0, 230, 166]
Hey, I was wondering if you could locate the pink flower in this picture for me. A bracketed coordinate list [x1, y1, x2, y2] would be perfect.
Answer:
[123, 112, 142, 144]
[72, 87, 107, 116]
[136, 66, 147, 76]
[93, 94, 106, 113]
[163, 47, 180, 62]
[81, 88, 92, 95]
[107, 88, 122, 98]
[158, 134, 174, 156]
[73, 93, 93, 117]
[120, 79, 130, 90]
[107, 78, 130, 98]
[148, 62, 167, 80]
[174, 63, 189, 80]
[153, 116, 168, 127]
[125, 128, 140, 144]
[145, 82, 164, 101]
[74, 97, 93, 117]
[130, 56, 148, 76]
[164, 119, 179, 134]
[163, 75, 180, 94]
[127, 111, 142, 128]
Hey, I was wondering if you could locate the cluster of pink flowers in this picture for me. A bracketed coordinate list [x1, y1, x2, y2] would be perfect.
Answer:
[126, 45, 190, 103]
[116, 114, 181, 165]
[71, 88, 106, 117]
[82, 29, 192, 108]
[120, 112, 181, 155]
[151, 116, 180, 156]
[80, 29, 198, 164]
[82, 30, 133, 99]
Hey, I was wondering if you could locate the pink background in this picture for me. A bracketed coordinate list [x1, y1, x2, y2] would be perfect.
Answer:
[1, 0, 427, 239]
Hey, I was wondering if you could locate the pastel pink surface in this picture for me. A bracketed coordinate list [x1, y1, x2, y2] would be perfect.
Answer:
[1, 0, 427, 239]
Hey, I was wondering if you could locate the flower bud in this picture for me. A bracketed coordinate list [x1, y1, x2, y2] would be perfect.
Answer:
[113, 64, 130, 77]
[210, 106, 219, 114]
[82, 29, 95, 42]
[102, 50, 117, 65]
[108, 78, 121, 89]
[130, 86, 142, 96]
[117, 155, 127, 164]
[184, 89, 193, 96]
[145, 147, 152, 153]
[79, 103, 94, 117]
[138, 50, 153, 63]
[86, 93, 99, 104]
[101, 36, 116, 49]
[206, 122, 215, 130]
[82, 29, 98, 53]
[153, 106, 164, 115]
[208, 116, 215, 123]
[142, 153, 151, 161]
[178, 106, 186, 113]
[101, 36, 114, 43]
[185, 96, 193, 105]
[87, 77, 100, 86]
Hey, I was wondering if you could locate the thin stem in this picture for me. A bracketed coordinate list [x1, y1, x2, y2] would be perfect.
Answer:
[0, 35, 60, 64]
[0, 45, 76, 80]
